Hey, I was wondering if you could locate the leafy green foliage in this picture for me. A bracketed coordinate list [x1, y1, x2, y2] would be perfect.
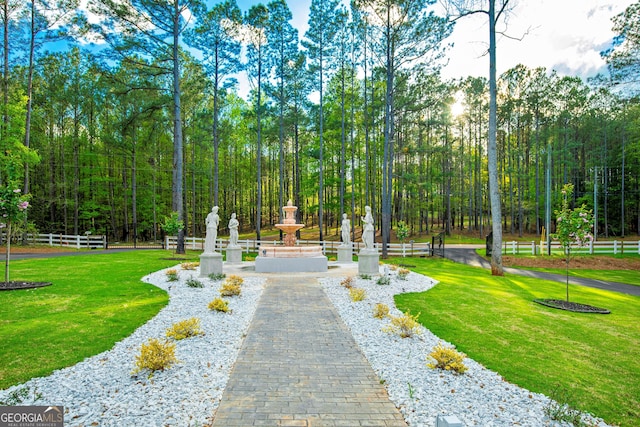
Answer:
[396, 221, 409, 243]
[186, 277, 204, 288]
[162, 212, 184, 237]
[165, 269, 179, 282]
[376, 275, 390, 286]
[208, 272, 226, 281]
[552, 184, 594, 301]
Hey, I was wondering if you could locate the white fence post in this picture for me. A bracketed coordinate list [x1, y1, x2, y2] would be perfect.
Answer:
[613, 240, 618, 255]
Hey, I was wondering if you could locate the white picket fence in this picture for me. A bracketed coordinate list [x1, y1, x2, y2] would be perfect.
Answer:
[504, 240, 640, 255]
[8, 232, 637, 257]
[18, 233, 107, 249]
[165, 236, 432, 257]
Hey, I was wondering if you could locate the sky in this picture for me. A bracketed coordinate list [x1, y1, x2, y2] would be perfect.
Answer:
[228, 0, 632, 82]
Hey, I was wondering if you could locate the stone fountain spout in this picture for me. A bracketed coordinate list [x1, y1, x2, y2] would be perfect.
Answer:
[275, 200, 305, 246]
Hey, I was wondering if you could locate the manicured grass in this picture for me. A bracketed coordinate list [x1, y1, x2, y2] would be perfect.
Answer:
[0, 250, 197, 389]
[519, 267, 640, 286]
[495, 252, 640, 286]
[390, 257, 640, 427]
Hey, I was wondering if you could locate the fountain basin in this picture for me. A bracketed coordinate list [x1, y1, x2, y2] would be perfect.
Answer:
[255, 244, 328, 273]
[259, 245, 323, 258]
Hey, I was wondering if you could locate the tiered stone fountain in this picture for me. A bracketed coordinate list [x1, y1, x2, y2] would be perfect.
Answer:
[255, 200, 328, 273]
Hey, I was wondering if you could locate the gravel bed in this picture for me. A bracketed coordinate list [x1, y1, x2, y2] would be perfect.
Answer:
[0, 264, 611, 426]
[320, 267, 610, 427]
[0, 266, 265, 426]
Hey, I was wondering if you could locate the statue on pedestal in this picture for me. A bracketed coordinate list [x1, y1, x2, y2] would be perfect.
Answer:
[340, 213, 351, 247]
[204, 206, 220, 253]
[228, 213, 239, 247]
[362, 205, 374, 251]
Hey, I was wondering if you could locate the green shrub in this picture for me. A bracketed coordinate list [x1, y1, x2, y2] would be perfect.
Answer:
[349, 287, 366, 302]
[383, 311, 422, 338]
[544, 385, 589, 427]
[208, 298, 230, 313]
[398, 268, 410, 280]
[186, 277, 204, 288]
[376, 275, 391, 286]
[165, 318, 204, 340]
[208, 272, 226, 281]
[427, 343, 468, 374]
[359, 274, 372, 280]
[373, 303, 390, 319]
[132, 338, 177, 376]
[165, 268, 179, 282]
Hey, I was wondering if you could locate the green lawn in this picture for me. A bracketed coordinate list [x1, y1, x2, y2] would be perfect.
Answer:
[519, 267, 640, 286]
[390, 257, 640, 427]
[0, 250, 196, 389]
[496, 252, 640, 286]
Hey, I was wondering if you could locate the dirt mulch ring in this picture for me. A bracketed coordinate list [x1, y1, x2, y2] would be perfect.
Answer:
[0, 281, 52, 291]
[534, 298, 611, 314]
[502, 255, 640, 270]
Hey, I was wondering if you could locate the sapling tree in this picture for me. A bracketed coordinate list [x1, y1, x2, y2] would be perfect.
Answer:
[551, 184, 594, 302]
[396, 221, 409, 243]
[162, 212, 184, 255]
[1, 181, 30, 283]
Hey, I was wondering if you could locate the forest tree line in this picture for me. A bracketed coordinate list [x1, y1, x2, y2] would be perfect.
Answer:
[1, 0, 639, 248]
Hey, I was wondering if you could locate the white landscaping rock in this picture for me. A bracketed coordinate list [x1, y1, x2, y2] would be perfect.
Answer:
[0, 267, 264, 427]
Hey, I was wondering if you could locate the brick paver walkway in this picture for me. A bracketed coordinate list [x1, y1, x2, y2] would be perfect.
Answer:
[211, 276, 407, 427]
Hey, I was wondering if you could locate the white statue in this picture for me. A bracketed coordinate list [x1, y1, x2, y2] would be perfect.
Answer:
[204, 206, 220, 253]
[361, 205, 374, 251]
[228, 213, 239, 247]
[340, 213, 351, 246]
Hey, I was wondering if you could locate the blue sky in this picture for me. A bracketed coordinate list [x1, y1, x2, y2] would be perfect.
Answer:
[221, 0, 633, 81]
[73, 0, 631, 89]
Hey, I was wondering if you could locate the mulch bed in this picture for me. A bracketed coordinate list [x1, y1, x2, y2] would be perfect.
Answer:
[0, 281, 52, 291]
[533, 298, 611, 314]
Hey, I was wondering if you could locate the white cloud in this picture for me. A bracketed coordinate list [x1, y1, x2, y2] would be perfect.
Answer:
[440, 0, 633, 80]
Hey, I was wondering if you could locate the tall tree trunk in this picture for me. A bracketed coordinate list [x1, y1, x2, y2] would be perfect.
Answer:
[488, 0, 503, 275]
[256, 47, 263, 241]
[132, 133, 137, 244]
[172, 5, 185, 254]
[318, 51, 324, 242]
[24, 2, 36, 195]
[213, 51, 220, 206]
